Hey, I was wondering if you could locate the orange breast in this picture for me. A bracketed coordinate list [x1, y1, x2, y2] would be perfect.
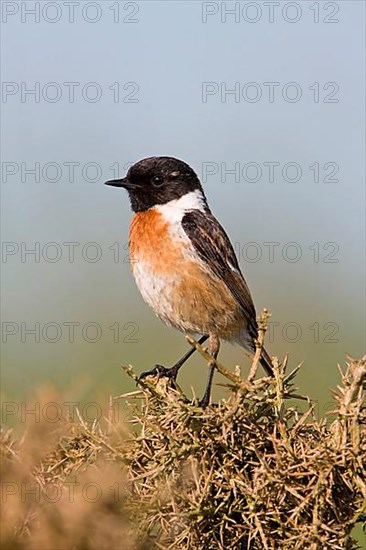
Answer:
[129, 209, 187, 273]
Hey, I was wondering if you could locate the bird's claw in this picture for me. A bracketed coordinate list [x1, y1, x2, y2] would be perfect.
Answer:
[137, 364, 178, 385]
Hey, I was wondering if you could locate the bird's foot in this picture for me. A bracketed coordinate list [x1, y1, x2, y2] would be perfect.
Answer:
[137, 364, 179, 384]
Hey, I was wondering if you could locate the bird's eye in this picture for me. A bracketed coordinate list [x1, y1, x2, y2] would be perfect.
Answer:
[151, 175, 164, 187]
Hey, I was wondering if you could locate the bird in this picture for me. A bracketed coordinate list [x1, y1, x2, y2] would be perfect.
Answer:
[105, 156, 273, 406]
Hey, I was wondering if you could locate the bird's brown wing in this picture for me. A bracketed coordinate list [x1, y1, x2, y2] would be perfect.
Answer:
[182, 210, 273, 377]
[181, 210, 258, 341]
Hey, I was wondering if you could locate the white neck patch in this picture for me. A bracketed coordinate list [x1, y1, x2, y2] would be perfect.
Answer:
[155, 190, 207, 223]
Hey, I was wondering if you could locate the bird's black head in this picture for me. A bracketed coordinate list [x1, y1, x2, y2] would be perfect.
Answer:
[105, 156, 207, 212]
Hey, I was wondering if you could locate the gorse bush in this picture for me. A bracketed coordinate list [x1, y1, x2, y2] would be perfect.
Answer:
[1, 343, 365, 549]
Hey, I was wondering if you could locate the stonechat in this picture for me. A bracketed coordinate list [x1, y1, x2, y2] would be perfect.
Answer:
[105, 156, 273, 406]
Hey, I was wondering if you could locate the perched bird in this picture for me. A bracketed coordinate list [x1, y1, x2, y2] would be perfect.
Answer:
[105, 156, 273, 405]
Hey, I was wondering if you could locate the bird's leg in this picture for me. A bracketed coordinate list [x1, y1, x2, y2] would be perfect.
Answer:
[199, 334, 220, 408]
[138, 335, 209, 383]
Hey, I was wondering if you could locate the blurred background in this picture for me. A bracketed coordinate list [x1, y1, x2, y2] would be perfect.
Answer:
[1, 1, 365, 418]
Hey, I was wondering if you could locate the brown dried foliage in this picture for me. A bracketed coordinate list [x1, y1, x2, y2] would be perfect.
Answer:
[1, 347, 365, 549]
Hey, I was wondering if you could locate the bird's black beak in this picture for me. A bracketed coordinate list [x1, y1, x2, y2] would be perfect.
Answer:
[104, 177, 133, 189]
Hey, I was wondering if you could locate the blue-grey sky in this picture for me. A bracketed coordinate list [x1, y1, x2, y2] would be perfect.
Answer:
[1, 1, 365, 407]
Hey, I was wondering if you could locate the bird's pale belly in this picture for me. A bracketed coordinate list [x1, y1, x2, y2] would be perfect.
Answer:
[129, 210, 246, 340]
[131, 256, 246, 340]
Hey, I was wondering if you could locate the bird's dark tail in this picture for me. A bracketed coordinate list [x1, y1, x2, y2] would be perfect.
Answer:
[260, 347, 274, 377]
